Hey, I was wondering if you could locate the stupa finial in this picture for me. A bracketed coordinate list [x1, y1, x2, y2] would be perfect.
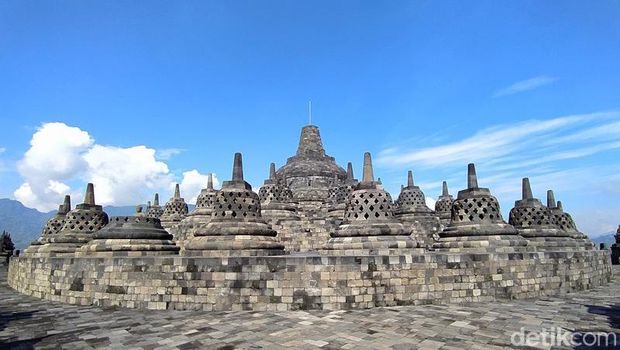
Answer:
[232, 153, 244, 181]
[136, 205, 143, 214]
[174, 184, 180, 199]
[60, 195, 71, 214]
[207, 173, 214, 190]
[154, 193, 160, 206]
[84, 183, 95, 205]
[362, 152, 374, 183]
[407, 170, 414, 187]
[442, 181, 449, 196]
[522, 178, 533, 200]
[346, 162, 354, 181]
[269, 162, 276, 180]
[546, 190, 556, 208]
[557, 201, 564, 211]
[467, 163, 478, 189]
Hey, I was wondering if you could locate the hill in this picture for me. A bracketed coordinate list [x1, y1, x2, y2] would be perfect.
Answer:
[0, 199, 196, 250]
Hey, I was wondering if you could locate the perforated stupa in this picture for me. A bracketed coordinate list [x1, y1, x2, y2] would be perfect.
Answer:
[547, 190, 594, 250]
[433, 164, 527, 252]
[394, 170, 441, 247]
[146, 193, 164, 219]
[176, 173, 218, 247]
[508, 178, 578, 250]
[23, 195, 71, 256]
[38, 183, 109, 255]
[323, 152, 416, 255]
[327, 162, 358, 221]
[159, 184, 189, 233]
[183, 153, 285, 256]
[434, 181, 453, 227]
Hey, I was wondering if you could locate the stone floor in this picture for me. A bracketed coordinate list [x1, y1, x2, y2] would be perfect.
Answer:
[1, 266, 619, 350]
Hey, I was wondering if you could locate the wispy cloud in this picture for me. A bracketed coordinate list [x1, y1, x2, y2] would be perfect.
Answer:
[376, 111, 620, 236]
[0, 147, 5, 154]
[376, 112, 611, 168]
[156, 148, 184, 160]
[493, 76, 558, 97]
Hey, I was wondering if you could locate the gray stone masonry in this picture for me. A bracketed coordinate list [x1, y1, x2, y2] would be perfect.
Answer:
[183, 153, 285, 257]
[323, 153, 417, 255]
[434, 164, 528, 253]
[394, 170, 441, 248]
[23, 195, 71, 256]
[37, 184, 109, 256]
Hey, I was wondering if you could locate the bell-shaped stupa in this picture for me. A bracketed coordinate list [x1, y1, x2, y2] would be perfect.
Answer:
[23, 195, 71, 256]
[184, 153, 285, 256]
[546, 190, 594, 250]
[39, 183, 109, 255]
[508, 179, 578, 250]
[259, 162, 299, 222]
[159, 184, 189, 234]
[78, 205, 179, 257]
[276, 125, 346, 202]
[435, 181, 454, 227]
[176, 173, 218, 247]
[433, 164, 527, 252]
[323, 152, 417, 255]
[327, 162, 358, 221]
[394, 170, 441, 247]
[146, 193, 164, 219]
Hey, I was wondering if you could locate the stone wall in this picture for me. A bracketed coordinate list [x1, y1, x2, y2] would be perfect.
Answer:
[8, 249, 612, 311]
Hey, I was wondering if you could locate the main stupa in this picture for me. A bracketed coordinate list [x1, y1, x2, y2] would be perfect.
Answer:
[276, 125, 346, 201]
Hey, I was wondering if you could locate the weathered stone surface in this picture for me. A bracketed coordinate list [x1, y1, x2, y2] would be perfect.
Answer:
[276, 125, 346, 201]
[3, 264, 620, 349]
[176, 173, 217, 248]
[547, 190, 595, 250]
[259, 162, 300, 223]
[435, 181, 453, 227]
[37, 184, 109, 256]
[160, 184, 189, 235]
[394, 170, 441, 248]
[184, 153, 285, 256]
[146, 193, 164, 219]
[327, 161, 358, 222]
[509, 178, 578, 250]
[324, 153, 417, 255]
[434, 164, 528, 253]
[7, 248, 612, 311]
[77, 206, 179, 257]
[23, 195, 71, 256]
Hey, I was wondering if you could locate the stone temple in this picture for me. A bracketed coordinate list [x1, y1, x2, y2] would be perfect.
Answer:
[8, 123, 611, 311]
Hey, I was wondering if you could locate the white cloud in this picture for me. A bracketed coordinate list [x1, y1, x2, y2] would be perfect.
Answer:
[13, 122, 214, 211]
[174, 170, 220, 204]
[82, 145, 172, 206]
[493, 76, 558, 97]
[0, 147, 6, 154]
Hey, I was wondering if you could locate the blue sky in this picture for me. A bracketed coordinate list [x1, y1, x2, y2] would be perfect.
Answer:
[0, 1, 619, 235]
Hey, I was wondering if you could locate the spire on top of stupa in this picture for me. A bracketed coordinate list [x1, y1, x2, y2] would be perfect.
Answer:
[296, 125, 326, 158]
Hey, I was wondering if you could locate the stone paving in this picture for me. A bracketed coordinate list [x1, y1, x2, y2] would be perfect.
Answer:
[1, 266, 619, 350]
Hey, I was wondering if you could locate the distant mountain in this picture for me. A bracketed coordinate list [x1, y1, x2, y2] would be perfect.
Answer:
[0, 198, 196, 250]
[0, 198, 55, 250]
[591, 231, 616, 248]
